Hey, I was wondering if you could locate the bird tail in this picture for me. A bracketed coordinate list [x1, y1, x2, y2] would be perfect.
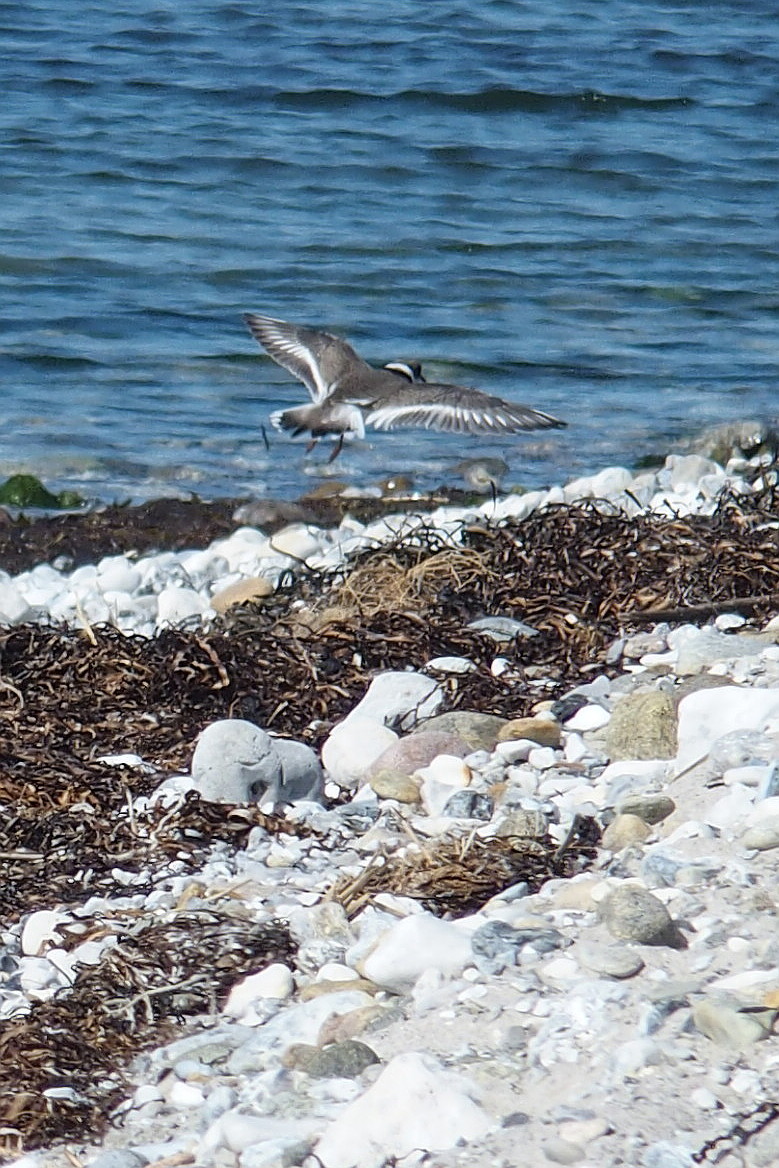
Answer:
[270, 406, 311, 436]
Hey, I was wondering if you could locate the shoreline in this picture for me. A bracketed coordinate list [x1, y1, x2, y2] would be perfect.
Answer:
[1, 433, 778, 1168]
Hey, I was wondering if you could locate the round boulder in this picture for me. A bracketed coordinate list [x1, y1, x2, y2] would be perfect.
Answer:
[191, 719, 282, 803]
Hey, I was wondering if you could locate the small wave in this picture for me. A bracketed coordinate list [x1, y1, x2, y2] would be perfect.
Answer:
[273, 85, 692, 115]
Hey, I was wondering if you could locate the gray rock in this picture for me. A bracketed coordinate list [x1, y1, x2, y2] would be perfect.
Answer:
[467, 615, 539, 642]
[643, 1142, 696, 1168]
[578, 943, 644, 980]
[443, 790, 494, 820]
[472, 921, 565, 974]
[687, 419, 777, 464]
[641, 851, 685, 888]
[272, 737, 324, 802]
[351, 670, 443, 730]
[618, 793, 676, 824]
[283, 1039, 380, 1078]
[418, 710, 508, 752]
[87, 1154, 147, 1168]
[542, 1136, 585, 1165]
[605, 691, 677, 761]
[597, 885, 683, 947]
[191, 719, 282, 803]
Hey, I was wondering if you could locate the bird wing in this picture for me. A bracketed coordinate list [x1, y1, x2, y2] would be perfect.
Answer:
[244, 313, 368, 404]
[366, 383, 567, 434]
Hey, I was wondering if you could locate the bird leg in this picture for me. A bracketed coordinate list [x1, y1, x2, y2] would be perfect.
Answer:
[328, 435, 345, 462]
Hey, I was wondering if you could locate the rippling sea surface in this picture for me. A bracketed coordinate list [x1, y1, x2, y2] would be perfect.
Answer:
[2, 1, 778, 504]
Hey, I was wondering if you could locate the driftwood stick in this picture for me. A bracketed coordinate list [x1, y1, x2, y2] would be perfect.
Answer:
[619, 591, 779, 625]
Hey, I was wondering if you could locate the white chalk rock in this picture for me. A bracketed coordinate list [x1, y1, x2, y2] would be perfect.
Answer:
[0, 578, 34, 624]
[419, 754, 471, 816]
[20, 910, 69, 957]
[191, 719, 282, 803]
[269, 523, 323, 561]
[351, 670, 443, 730]
[564, 704, 611, 732]
[96, 554, 142, 594]
[156, 585, 212, 627]
[675, 687, 779, 774]
[223, 963, 294, 1020]
[360, 912, 473, 992]
[314, 1051, 492, 1168]
[321, 715, 398, 789]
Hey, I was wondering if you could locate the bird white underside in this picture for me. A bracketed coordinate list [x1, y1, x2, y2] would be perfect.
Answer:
[366, 400, 546, 434]
[256, 323, 330, 402]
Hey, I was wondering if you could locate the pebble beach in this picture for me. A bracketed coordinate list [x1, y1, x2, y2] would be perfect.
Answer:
[0, 423, 777, 1168]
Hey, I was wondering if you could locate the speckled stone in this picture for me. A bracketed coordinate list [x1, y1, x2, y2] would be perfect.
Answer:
[369, 771, 422, 803]
[605, 691, 677, 761]
[498, 717, 561, 748]
[618, 793, 676, 824]
[282, 1039, 380, 1078]
[597, 885, 681, 947]
[417, 710, 507, 752]
[602, 813, 652, 850]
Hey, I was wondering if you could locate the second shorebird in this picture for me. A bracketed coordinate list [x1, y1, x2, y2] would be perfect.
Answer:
[244, 312, 566, 456]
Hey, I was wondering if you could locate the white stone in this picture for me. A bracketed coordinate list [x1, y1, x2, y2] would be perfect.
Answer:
[712, 968, 779, 992]
[268, 523, 322, 561]
[495, 739, 534, 763]
[675, 687, 779, 774]
[191, 719, 282, 803]
[351, 670, 443, 730]
[360, 912, 473, 992]
[723, 764, 772, 787]
[321, 715, 398, 789]
[156, 585, 211, 627]
[425, 656, 475, 674]
[563, 732, 589, 763]
[715, 613, 746, 631]
[317, 962, 360, 983]
[418, 755, 471, 815]
[20, 910, 68, 957]
[313, 1051, 492, 1168]
[168, 1081, 204, 1108]
[528, 746, 558, 769]
[564, 704, 611, 732]
[203, 1111, 319, 1156]
[18, 956, 66, 999]
[706, 784, 755, 832]
[0, 579, 33, 623]
[589, 465, 635, 497]
[96, 555, 142, 594]
[223, 964, 294, 1020]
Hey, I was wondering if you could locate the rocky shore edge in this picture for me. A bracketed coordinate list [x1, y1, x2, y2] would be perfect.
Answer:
[1, 423, 779, 1168]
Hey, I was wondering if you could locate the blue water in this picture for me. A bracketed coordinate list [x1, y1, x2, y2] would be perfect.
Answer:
[2, 1, 778, 504]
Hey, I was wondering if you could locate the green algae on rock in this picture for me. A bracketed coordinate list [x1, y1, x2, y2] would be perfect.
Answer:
[0, 473, 84, 510]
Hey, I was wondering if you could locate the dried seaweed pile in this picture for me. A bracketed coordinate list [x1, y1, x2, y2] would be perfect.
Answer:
[0, 488, 776, 1156]
[0, 912, 295, 1156]
[329, 816, 601, 920]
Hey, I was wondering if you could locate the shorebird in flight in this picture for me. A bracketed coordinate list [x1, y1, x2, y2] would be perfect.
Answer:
[244, 312, 566, 458]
